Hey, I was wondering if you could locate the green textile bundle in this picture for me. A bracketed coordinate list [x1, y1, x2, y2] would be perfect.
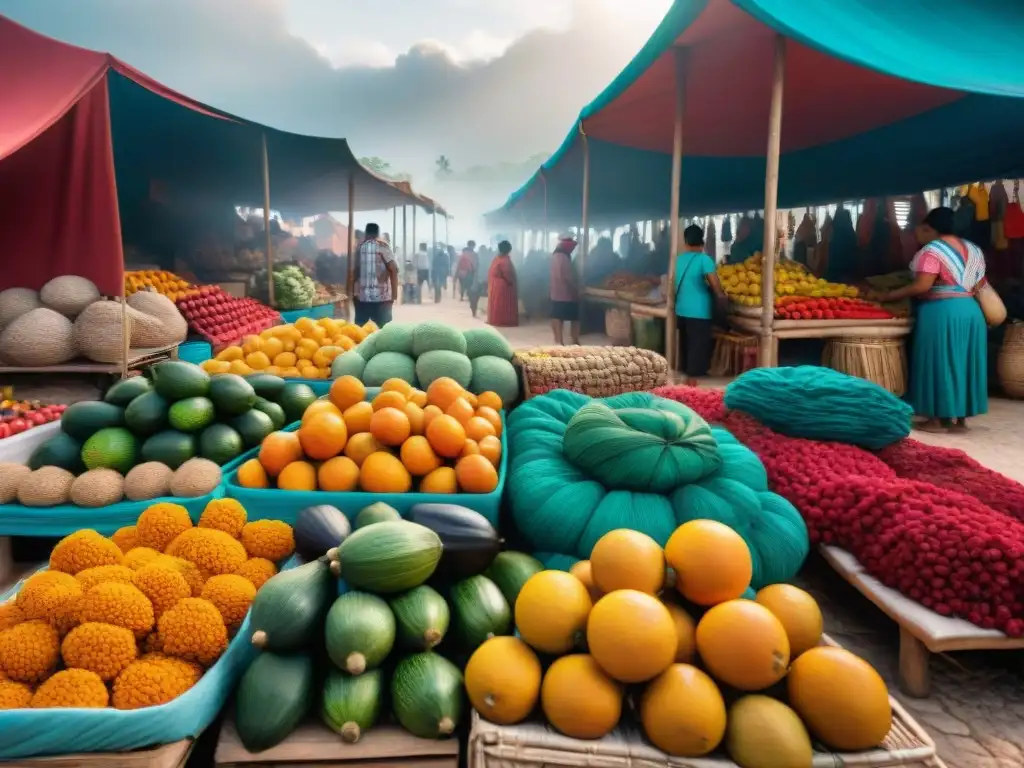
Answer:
[724, 365, 912, 449]
[507, 390, 809, 588]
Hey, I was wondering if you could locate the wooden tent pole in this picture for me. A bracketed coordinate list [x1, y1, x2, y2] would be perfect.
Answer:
[412, 205, 418, 279]
[402, 206, 408, 277]
[759, 34, 787, 367]
[261, 133, 275, 307]
[666, 47, 687, 371]
[393, 207, 398, 250]
[579, 122, 591, 293]
[432, 207, 438, 289]
[346, 172, 355, 318]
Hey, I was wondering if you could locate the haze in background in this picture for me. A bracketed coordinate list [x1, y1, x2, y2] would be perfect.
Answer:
[0, 0, 671, 242]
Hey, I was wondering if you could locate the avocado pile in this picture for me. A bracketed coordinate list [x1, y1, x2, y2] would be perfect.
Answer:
[9, 361, 319, 509]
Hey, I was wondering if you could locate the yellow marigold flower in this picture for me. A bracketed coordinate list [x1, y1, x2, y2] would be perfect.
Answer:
[165, 528, 247, 576]
[79, 582, 154, 639]
[240, 520, 295, 562]
[110, 525, 138, 553]
[49, 530, 123, 575]
[157, 598, 227, 666]
[132, 564, 191, 619]
[17, 571, 78, 612]
[18, 576, 83, 636]
[234, 558, 277, 590]
[136, 502, 193, 552]
[112, 658, 199, 710]
[152, 555, 206, 596]
[140, 652, 202, 685]
[31, 669, 109, 708]
[0, 677, 32, 709]
[198, 498, 248, 539]
[0, 602, 26, 632]
[0, 620, 60, 683]
[61, 622, 138, 681]
[123, 546, 163, 570]
[76, 565, 136, 591]
[143, 632, 164, 654]
[201, 575, 256, 631]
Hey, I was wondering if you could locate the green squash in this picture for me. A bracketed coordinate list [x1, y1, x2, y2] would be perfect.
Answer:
[322, 667, 384, 743]
[250, 558, 334, 651]
[325, 592, 396, 675]
[330, 520, 442, 594]
[391, 652, 464, 739]
[389, 585, 450, 651]
[236, 652, 314, 752]
[354, 501, 402, 529]
[449, 574, 511, 651]
[484, 551, 544, 608]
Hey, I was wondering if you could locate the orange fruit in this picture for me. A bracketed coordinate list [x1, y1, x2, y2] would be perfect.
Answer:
[381, 378, 413, 397]
[446, 397, 475, 425]
[423, 404, 443, 431]
[464, 391, 478, 408]
[477, 391, 503, 411]
[460, 439, 480, 458]
[405, 402, 426, 435]
[665, 520, 752, 606]
[426, 377, 465, 412]
[344, 432, 384, 467]
[400, 436, 442, 476]
[476, 406, 503, 436]
[329, 375, 366, 411]
[426, 414, 467, 458]
[318, 456, 360, 492]
[277, 461, 318, 491]
[258, 431, 304, 476]
[465, 415, 497, 442]
[236, 458, 269, 488]
[373, 391, 408, 412]
[419, 466, 458, 494]
[478, 435, 502, 466]
[409, 389, 428, 408]
[343, 401, 374, 434]
[456, 454, 499, 494]
[299, 412, 349, 460]
[360, 452, 412, 493]
[370, 407, 412, 447]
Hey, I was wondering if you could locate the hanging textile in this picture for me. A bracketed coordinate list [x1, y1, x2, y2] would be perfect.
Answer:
[857, 199, 879, 248]
[792, 210, 817, 266]
[721, 215, 733, 243]
[825, 208, 856, 283]
[706, 217, 718, 260]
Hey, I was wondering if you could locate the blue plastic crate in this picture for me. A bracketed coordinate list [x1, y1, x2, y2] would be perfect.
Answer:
[278, 303, 335, 324]
[176, 340, 212, 365]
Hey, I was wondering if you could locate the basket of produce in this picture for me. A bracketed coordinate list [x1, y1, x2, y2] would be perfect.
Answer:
[225, 375, 507, 526]
[997, 321, 1024, 398]
[514, 346, 668, 400]
[175, 287, 281, 347]
[0, 499, 297, 759]
[604, 309, 632, 345]
[717, 253, 861, 309]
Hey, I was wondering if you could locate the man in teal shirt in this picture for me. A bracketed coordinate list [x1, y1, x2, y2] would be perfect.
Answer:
[673, 224, 727, 385]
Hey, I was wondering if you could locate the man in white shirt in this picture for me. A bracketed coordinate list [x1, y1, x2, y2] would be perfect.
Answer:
[415, 242, 430, 303]
[353, 222, 398, 326]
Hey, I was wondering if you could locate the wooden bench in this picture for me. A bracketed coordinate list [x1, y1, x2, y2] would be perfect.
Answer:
[821, 546, 1024, 697]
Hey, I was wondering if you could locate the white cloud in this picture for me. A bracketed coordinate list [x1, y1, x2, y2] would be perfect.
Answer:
[323, 39, 396, 68]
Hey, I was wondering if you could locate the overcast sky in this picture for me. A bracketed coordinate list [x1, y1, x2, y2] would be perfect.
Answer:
[1, 0, 671, 187]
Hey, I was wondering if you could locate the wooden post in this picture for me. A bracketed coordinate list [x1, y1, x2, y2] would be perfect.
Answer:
[758, 35, 787, 368]
[402, 206, 408, 269]
[346, 171, 355, 313]
[261, 133, 275, 307]
[392, 207, 398, 249]
[665, 47, 687, 371]
[431, 207, 438, 288]
[412, 206, 418, 269]
[579, 122, 591, 289]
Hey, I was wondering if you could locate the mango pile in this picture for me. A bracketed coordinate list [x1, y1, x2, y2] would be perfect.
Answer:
[717, 253, 859, 307]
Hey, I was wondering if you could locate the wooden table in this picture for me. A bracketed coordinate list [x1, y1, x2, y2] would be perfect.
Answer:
[4, 739, 193, 767]
[728, 315, 912, 366]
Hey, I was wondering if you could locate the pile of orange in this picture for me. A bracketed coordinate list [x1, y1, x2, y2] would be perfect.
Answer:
[235, 375, 503, 495]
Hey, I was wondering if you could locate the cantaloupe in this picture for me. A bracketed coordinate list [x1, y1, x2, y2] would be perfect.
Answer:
[541, 655, 622, 740]
[755, 584, 822, 657]
[695, 599, 790, 691]
[726, 695, 813, 768]
[0, 308, 76, 366]
[73, 301, 132, 364]
[587, 590, 677, 683]
[787, 646, 892, 751]
[640, 663, 726, 757]
[515, 570, 592, 655]
[0, 288, 41, 331]
[40, 275, 100, 318]
[0, 463, 31, 503]
[665, 519, 752, 605]
[589, 529, 664, 595]
[123, 462, 174, 501]
[170, 458, 222, 497]
[464, 636, 541, 726]
[69, 469, 125, 507]
[126, 292, 188, 348]
[17, 466, 75, 507]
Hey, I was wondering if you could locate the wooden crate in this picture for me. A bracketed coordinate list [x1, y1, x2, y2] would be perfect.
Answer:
[215, 720, 459, 768]
[3, 739, 192, 768]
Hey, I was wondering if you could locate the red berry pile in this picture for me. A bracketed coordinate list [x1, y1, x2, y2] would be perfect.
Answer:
[0, 402, 66, 439]
[775, 296, 895, 321]
[653, 384, 728, 423]
[175, 287, 281, 346]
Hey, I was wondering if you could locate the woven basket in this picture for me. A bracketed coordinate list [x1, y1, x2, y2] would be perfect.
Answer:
[822, 337, 907, 396]
[997, 321, 1024, 398]
[604, 309, 632, 345]
[514, 346, 668, 400]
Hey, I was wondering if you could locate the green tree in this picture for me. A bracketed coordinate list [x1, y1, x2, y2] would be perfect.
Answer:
[435, 155, 453, 178]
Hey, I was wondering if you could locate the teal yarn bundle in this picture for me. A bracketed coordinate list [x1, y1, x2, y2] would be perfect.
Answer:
[506, 390, 809, 588]
[724, 365, 912, 450]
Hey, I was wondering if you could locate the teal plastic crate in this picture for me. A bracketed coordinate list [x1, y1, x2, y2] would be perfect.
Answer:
[279, 303, 335, 324]
[177, 340, 212, 365]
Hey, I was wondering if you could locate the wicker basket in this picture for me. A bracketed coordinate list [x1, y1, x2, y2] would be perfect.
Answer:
[515, 346, 669, 400]
[997, 321, 1024, 398]
[823, 337, 908, 396]
[605, 309, 632, 345]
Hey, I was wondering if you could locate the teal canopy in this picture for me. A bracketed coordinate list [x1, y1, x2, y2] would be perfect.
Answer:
[486, 0, 1024, 227]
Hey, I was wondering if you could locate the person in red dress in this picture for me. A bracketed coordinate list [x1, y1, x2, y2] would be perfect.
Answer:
[487, 240, 519, 327]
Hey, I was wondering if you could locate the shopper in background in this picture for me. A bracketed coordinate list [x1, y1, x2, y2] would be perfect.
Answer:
[673, 224, 727, 386]
[415, 242, 430, 299]
[431, 244, 450, 303]
[487, 240, 518, 327]
[352, 222, 397, 327]
[456, 241, 478, 301]
[550, 233, 580, 345]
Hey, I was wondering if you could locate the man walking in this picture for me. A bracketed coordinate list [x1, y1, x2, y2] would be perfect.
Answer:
[353, 223, 398, 327]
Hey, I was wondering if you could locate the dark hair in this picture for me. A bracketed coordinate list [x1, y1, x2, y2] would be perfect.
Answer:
[498, 240, 512, 255]
[419, 242, 427, 250]
[922, 207, 955, 236]
[467, 240, 477, 249]
[365, 223, 380, 237]
[683, 224, 705, 247]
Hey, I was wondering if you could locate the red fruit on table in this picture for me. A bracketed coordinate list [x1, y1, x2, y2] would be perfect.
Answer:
[30, 412, 47, 426]
[9, 418, 27, 434]
[0, 424, 9, 438]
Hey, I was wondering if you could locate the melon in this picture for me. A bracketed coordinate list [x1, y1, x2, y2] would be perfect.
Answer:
[640, 663, 726, 757]
[372, 322, 415, 356]
[540, 655, 622, 740]
[0, 287, 41, 331]
[463, 328, 513, 360]
[126, 292, 188, 347]
[589, 529, 664, 595]
[40, 275, 100, 318]
[0, 307, 76, 366]
[73, 301, 132, 363]
[787, 646, 892, 751]
[665, 519, 752, 605]
[695, 599, 790, 691]
[725, 695, 813, 768]
[412, 321, 467, 357]
[331, 352, 367, 379]
[17, 466, 75, 507]
[755, 584, 822, 657]
[416, 350, 472, 389]
[69, 468, 125, 507]
[468, 356, 519, 404]
[514, 570, 592, 655]
[362, 352, 416, 388]
[0, 463, 31, 503]
[587, 590, 677, 683]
